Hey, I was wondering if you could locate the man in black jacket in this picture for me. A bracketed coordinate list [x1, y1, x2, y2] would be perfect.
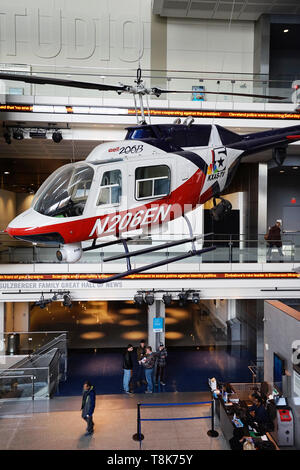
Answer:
[81, 381, 96, 436]
[123, 344, 134, 394]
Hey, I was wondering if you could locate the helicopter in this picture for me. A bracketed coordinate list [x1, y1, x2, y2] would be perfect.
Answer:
[2, 68, 300, 284]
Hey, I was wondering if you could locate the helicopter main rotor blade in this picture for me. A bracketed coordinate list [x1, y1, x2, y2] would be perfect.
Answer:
[151, 87, 286, 101]
[0, 72, 127, 93]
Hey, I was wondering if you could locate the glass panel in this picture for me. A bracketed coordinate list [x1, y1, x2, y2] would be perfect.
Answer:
[136, 165, 169, 180]
[97, 187, 110, 205]
[97, 170, 122, 206]
[154, 178, 170, 196]
[138, 180, 153, 198]
[34, 164, 94, 217]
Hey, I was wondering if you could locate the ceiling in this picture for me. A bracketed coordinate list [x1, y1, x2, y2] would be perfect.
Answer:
[152, 0, 300, 21]
[0, 139, 100, 193]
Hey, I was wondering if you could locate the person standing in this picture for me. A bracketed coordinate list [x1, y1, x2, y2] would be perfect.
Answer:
[155, 343, 168, 386]
[141, 346, 155, 393]
[266, 220, 284, 262]
[136, 339, 146, 387]
[81, 380, 96, 436]
[123, 344, 134, 394]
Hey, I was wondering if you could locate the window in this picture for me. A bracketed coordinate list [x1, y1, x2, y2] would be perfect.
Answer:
[97, 169, 122, 206]
[136, 165, 170, 200]
[34, 164, 94, 217]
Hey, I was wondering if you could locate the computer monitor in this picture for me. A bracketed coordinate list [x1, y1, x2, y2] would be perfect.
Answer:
[273, 353, 285, 395]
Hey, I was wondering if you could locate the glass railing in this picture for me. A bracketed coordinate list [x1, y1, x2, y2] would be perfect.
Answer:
[0, 234, 299, 266]
[0, 332, 67, 400]
[0, 64, 298, 104]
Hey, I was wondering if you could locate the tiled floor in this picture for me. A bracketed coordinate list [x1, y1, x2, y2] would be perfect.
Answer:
[0, 392, 230, 450]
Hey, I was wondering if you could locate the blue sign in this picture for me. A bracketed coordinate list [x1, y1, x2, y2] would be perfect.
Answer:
[153, 317, 164, 333]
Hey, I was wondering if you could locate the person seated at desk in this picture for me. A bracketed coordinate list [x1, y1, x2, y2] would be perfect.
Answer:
[248, 395, 270, 431]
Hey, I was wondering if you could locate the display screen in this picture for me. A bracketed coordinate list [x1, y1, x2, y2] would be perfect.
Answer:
[274, 353, 285, 394]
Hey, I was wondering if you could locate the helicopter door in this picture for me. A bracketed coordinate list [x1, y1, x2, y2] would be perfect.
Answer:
[94, 167, 123, 213]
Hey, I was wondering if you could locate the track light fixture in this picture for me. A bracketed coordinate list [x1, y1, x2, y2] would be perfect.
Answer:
[34, 294, 52, 309]
[144, 292, 155, 306]
[13, 128, 24, 140]
[52, 130, 63, 143]
[178, 291, 189, 307]
[192, 292, 200, 304]
[134, 294, 144, 305]
[162, 293, 172, 306]
[63, 293, 72, 308]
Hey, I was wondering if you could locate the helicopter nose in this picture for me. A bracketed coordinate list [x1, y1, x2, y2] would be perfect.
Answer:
[6, 209, 36, 238]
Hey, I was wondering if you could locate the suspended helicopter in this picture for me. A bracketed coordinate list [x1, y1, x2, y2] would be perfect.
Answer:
[2, 68, 300, 284]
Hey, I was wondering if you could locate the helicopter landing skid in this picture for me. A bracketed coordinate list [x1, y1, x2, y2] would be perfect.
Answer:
[88, 217, 216, 285]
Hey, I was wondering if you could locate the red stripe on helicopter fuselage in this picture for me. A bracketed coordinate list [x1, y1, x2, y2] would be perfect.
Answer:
[7, 169, 207, 244]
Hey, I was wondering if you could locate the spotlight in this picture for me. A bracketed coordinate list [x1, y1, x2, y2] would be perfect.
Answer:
[134, 294, 144, 305]
[34, 294, 52, 309]
[144, 292, 155, 306]
[162, 294, 172, 306]
[63, 293, 72, 308]
[13, 128, 24, 140]
[192, 292, 200, 304]
[52, 130, 63, 143]
[4, 131, 11, 144]
[178, 291, 188, 307]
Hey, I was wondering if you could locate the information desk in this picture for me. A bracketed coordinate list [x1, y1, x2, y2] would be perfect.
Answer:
[210, 382, 280, 450]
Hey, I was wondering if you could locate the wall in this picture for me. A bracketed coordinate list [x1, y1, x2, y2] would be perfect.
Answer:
[264, 300, 300, 449]
[0, 189, 16, 230]
[267, 171, 300, 230]
[16, 193, 35, 215]
[0, 0, 151, 73]
[5, 302, 29, 332]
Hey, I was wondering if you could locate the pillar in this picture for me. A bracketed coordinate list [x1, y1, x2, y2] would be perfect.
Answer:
[257, 163, 268, 262]
[147, 300, 165, 352]
[0, 303, 4, 357]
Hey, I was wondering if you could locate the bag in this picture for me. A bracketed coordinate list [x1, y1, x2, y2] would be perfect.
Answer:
[243, 438, 256, 450]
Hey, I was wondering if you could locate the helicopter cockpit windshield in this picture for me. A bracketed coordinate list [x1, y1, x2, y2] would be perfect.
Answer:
[33, 164, 94, 218]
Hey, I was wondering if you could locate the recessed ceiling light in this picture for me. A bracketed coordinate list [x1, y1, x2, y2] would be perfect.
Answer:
[293, 166, 299, 169]
[280, 170, 285, 173]
[4, 171, 10, 175]
[283, 29, 289, 33]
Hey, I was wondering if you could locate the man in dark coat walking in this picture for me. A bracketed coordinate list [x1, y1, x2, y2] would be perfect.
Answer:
[81, 380, 96, 435]
[266, 220, 284, 262]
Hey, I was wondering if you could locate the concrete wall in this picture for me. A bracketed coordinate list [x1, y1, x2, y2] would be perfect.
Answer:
[0, 189, 16, 231]
[264, 300, 300, 449]
[0, 0, 151, 70]
[167, 18, 254, 74]
[5, 302, 29, 332]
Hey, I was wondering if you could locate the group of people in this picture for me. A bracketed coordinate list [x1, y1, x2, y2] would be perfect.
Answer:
[123, 339, 168, 395]
[229, 385, 277, 451]
[79, 340, 168, 436]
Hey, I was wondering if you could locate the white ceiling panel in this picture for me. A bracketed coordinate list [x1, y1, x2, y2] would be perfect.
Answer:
[153, 0, 300, 20]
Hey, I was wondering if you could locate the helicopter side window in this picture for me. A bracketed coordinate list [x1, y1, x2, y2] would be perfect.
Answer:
[97, 169, 122, 206]
[135, 165, 170, 200]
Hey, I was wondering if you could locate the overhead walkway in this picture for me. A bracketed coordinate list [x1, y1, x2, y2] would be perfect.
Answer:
[0, 233, 300, 300]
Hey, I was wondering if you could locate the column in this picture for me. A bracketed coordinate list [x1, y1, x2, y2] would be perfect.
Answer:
[147, 300, 165, 352]
[257, 163, 268, 262]
[0, 303, 4, 357]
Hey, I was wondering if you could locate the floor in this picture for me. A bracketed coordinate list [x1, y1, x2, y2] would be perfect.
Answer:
[0, 392, 230, 450]
[58, 347, 254, 396]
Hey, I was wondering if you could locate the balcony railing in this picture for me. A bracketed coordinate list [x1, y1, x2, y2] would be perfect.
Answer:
[0, 233, 299, 266]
